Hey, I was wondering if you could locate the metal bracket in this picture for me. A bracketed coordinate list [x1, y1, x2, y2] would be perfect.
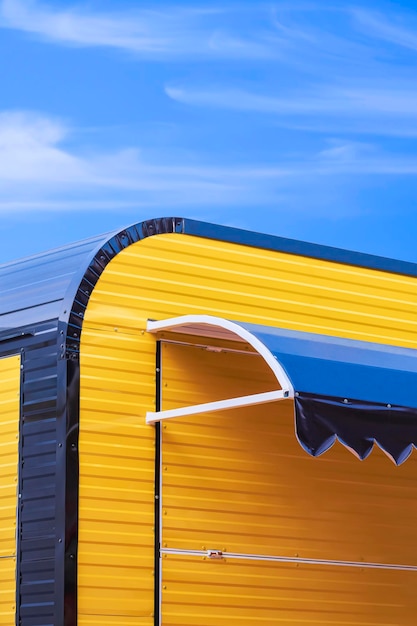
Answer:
[207, 550, 224, 560]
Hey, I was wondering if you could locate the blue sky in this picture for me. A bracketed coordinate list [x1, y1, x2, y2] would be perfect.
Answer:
[2, 0, 417, 265]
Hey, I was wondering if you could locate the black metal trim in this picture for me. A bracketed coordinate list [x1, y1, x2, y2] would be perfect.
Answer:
[154, 342, 162, 626]
[64, 218, 184, 359]
[63, 358, 79, 625]
[182, 218, 417, 278]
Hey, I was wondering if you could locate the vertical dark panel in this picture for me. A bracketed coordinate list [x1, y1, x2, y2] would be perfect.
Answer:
[10, 322, 61, 626]
[154, 342, 162, 626]
[63, 358, 79, 626]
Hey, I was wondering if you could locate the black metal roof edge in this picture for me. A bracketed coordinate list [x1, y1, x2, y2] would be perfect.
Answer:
[182, 218, 417, 278]
[60, 214, 417, 359]
[62, 217, 184, 358]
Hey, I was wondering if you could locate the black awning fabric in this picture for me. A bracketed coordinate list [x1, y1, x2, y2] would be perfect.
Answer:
[295, 393, 417, 465]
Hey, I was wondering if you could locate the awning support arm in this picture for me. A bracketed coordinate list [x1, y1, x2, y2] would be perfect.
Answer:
[146, 389, 288, 424]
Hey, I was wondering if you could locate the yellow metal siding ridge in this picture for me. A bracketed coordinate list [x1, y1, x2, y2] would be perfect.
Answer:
[0, 355, 20, 626]
[162, 554, 417, 626]
[85, 234, 417, 348]
[78, 328, 155, 621]
[79, 232, 417, 624]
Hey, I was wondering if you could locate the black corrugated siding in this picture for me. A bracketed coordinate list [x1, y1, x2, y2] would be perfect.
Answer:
[1, 322, 59, 625]
[0, 231, 115, 624]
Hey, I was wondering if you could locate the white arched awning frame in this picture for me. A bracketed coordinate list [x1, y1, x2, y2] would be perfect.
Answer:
[145, 314, 294, 425]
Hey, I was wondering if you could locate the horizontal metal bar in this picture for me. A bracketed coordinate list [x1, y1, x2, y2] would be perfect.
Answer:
[159, 337, 260, 356]
[0, 331, 34, 344]
[160, 548, 417, 572]
[146, 389, 288, 424]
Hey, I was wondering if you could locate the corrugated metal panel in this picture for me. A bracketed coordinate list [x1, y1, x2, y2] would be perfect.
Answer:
[0, 355, 20, 626]
[162, 555, 417, 625]
[0, 558, 16, 625]
[0, 232, 109, 326]
[77, 326, 155, 623]
[0, 230, 121, 624]
[79, 618, 152, 626]
[0, 220, 179, 623]
[6, 323, 60, 626]
[79, 230, 417, 622]
[85, 234, 417, 348]
[160, 341, 417, 624]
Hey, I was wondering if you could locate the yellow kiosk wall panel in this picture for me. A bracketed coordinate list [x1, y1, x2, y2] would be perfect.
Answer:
[79, 232, 417, 622]
[160, 342, 417, 564]
[0, 355, 20, 626]
[160, 343, 417, 625]
[78, 328, 155, 623]
[162, 555, 417, 626]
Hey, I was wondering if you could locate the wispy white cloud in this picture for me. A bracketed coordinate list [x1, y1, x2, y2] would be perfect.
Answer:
[313, 139, 417, 175]
[351, 7, 417, 53]
[0, 110, 285, 211]
[2, 111, 417, 213]
[0, 0, 277, 58]
[0, 0, 203, 55]
[165, 84, 417, 122]
[160, 4, 417, 138]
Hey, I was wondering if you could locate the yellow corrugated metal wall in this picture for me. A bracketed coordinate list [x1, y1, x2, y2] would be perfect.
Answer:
[161, 342, 417, 625]
[78, 328, 155, 626]
[0, 355, 20, 625]
[79, 233, 417, 624]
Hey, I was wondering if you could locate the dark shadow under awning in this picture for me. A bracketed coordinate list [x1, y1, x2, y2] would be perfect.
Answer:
[148, 316, 417, 465]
